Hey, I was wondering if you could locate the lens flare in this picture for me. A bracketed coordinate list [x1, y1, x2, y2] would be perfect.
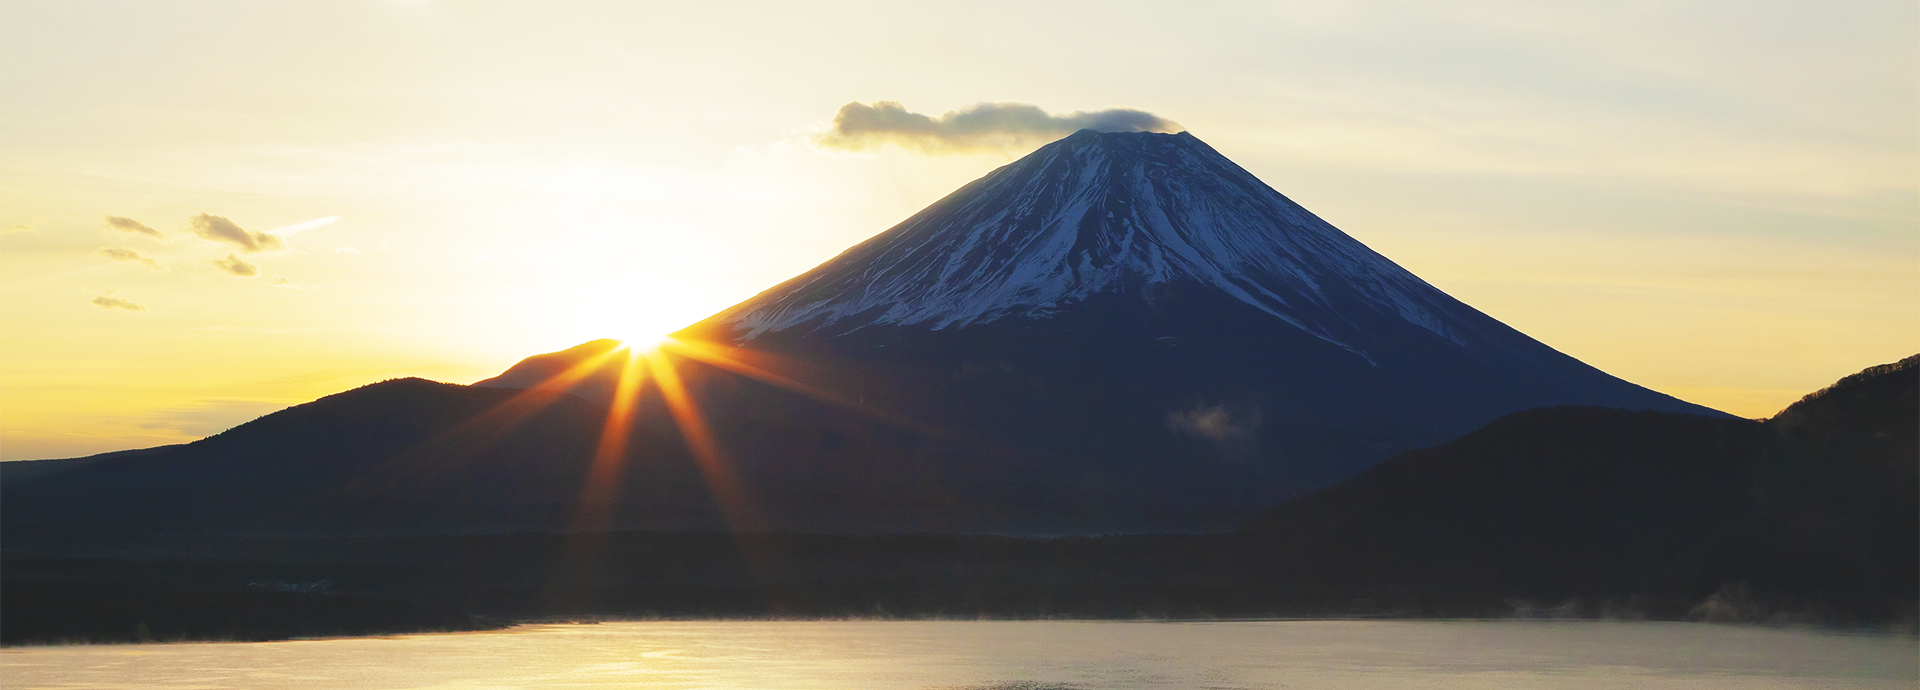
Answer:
[645, 347, 766, 535]
[570, 344, 650, 532]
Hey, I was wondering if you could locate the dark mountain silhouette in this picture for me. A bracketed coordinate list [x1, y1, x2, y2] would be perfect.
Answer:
[1242, 407, 1774, 590]
[1242, 354, 1918, 621]
[472, 339, 627, 404]
[4, 358, 1908, 643]
[1727, 354, 1919, 614]
[0, 445, 176, 483]
[3, 377, 722, 538]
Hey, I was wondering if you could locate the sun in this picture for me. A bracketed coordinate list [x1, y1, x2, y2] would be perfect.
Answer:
[605, 328, 672, 352]
[537, 298, 697, 354]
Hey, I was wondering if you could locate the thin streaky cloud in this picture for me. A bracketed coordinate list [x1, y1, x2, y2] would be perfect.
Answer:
[97, 247, 163, 270]
[104, 215, 163, 238]
[269, 216, 340, 237]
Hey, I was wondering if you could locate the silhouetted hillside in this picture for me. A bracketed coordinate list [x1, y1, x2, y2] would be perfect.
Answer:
[1242, 407, 1770, 590]
[4, 359, 1912, 643]
[2, 377, 721, 538]
[1242, 355, 1919, 622]
[1730, 354, 1919, 613]
[0, 445, 175, 482]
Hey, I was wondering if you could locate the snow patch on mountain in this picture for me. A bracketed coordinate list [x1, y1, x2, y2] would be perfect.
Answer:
[717, 130, 1467, 356]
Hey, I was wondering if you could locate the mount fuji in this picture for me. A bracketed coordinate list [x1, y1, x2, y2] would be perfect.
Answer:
[710, 129, 1518, 353]
[476, 129, 1723, 532]
[0, 129, 1729, 539]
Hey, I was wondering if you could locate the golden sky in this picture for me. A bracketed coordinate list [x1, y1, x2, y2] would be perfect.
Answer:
[2, 0, 1915, 460]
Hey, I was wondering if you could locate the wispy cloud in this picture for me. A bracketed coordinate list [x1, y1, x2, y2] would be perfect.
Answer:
[267, 275, 309, 289]
[1167, 402, 1260, 442]
[104, 215, 163, 239]
[210, 253, 260, 277]
[91, 291, 146, 312]
[268, 216, 340, 237]
[96, 247, 163, 269]
[136, 398, 290, 436]
[4, 223, 35, 234]
[333, 245, 363, 255]
[190, 213, 284, 252]
[816, 101, 1183, 153]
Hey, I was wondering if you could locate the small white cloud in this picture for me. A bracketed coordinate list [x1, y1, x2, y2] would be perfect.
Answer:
[1168, 402, 1261, 442]
[333, 245, 363, 255]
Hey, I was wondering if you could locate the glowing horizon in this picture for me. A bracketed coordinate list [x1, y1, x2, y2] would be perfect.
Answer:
[2, 0, 1914, 460]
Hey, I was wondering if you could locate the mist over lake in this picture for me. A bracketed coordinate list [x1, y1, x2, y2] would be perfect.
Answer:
[5, 620, 1914, 690]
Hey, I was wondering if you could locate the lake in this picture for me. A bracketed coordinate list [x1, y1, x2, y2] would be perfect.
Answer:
[3, 620, 1914, 689]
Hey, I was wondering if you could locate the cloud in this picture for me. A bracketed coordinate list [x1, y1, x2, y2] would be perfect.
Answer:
[137, 398, 289, 437]
[210, 253, 260, 277]
[104, 215, 163, 238]
[333, 245, 363, 255]
[267, 216, 340, 238]
[4, 223, 34, 234]
[189, 213, 284, 252]
[267, 275, 306, 289]
[1167, 402, 1261, 442]
[91, 291, 146, 312]
[96, 247, 163, 269]
[816, 101, 1183, 153]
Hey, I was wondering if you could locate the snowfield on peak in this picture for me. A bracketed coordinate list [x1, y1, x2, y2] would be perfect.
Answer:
[713, 130, 1472, 356]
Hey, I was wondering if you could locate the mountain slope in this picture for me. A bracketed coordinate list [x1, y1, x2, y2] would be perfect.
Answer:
[1241, 407, 1772, 590]
[694, 130, 1640, 374]
[2, 378, 721, 537]
[1241, 354, 1918, 620]
[668, 130, 1722, 529]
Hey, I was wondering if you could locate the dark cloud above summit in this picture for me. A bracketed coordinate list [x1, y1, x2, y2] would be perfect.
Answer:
[817, 101, 1182, 153]
[190, 213, 284, 253]
[104, 215, 163, 239]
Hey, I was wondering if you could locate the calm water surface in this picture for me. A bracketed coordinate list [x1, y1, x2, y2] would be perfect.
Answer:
[3, 620, 1914, 689]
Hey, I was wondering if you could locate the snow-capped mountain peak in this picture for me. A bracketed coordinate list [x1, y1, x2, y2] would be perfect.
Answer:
[707, 130, 1472, 359]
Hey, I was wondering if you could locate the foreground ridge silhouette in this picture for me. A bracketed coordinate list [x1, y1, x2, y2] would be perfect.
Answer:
[5, 355, 1911, 642]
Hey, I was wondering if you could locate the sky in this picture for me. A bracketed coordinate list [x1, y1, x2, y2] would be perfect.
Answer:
[1, 0, 1914, 461]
